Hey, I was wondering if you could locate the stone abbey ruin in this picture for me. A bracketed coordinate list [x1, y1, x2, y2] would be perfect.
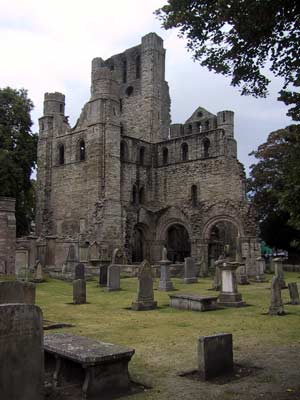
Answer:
[31, 32, 259, 276]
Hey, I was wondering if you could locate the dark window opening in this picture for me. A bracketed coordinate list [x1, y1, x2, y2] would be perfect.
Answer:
[181, 143, 188, 161]
[120, 99, 123, 113]
[79, 140, 85, 161]
[205, 120, 209, 130]
[132, 186, 137, 205]
[197, 111, 203, 118]
[191, 185, 197, 207]
[59, 104, 63, 113]
[139, 187, 145, 204]
[120, 141, 128, 162]
[110, 62, 114, 71]
[203, 138, 210, 158]
[136, 55, 141, 79]
[123, 60, 127, 83]
[223, 112, 226, 122]
[139, 147, 145, 166]
[188, 124, 192, 133]
[41, 121, 44, 131]
[162, 147, 168, 165]
[197, 122, 202, 132]
[59, 144, 65, 165]
[126, 86, 133, 96]
[120, 123, 124, 135]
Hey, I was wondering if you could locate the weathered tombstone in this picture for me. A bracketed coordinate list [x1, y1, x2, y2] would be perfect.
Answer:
[198, 333, 233, 380]
[66, 244, 78, 272]
[158, 246, 174, 291]
[75, 263, 85, 280]
[99, 263, 109, 287]
[107, 264, 121, 291]
[0, 304, 44, 399]
[0, 280, 36, 304]
[73, 279, 86, 304]
[132, 260, 157, 310]
[269, 275, 285, 315]
[89, 241, 100, 261]
[33, 260, 44, 283]
[212, 257, 222, 291]
[218, 261, 245, 307]
[274, 258, 286, 288]
[288, 282, 300, 305]
[183, 257, 198, 284]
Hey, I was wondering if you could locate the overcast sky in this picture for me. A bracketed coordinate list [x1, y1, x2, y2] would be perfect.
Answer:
[0, 0, 292, 173]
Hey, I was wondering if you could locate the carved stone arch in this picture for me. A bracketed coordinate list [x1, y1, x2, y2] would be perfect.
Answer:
[131, 222, 150, 263]
[155, 207, 192, 241]
[76, 137, 86, 161]
[57, 142, 65, 165]
[202, 215, 244, 241]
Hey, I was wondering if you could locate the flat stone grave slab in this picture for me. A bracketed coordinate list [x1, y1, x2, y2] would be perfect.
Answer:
[169, 293, 219, 311]
[44, 333, 135, 399]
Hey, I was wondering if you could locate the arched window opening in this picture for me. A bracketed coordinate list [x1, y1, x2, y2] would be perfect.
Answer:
[203, 138, 210, 158]
[136, 55, 141, 79]
[120, 140, 128, 162]
[197, 122, 202, 132]
[58, 144, 65, 165]
[139, 187, 145, 204]
[79, 140, 85, 161]
[162, 147, 168, 165]
[132, 185, 137, 205]
[59, 104, 63, 113]
[181, 143, 188, 161]
[205, 120, 209, 130]
[40, 121, 44, 131]
[139, 147, 145, 166]
[188, 124, 192, 134]
[191, 185, 197, 207]
[126, 86, 133, 96]
[120, 123, 124, 135]
[122, 60, 127, 83]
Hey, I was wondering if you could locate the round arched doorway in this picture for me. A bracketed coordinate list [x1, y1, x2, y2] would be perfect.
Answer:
[166, 224, 191, 262]
[207, 220, 239, 267]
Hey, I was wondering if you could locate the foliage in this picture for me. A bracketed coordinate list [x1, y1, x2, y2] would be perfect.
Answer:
[155, 0, 300, 120]
[0, 87, 37, 236]
[248, 125, 300, 250]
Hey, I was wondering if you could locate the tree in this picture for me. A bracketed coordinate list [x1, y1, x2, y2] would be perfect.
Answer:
[155, 1, 300, 120]
[0, 87, 37, 236]
[248, 124, 300, 251]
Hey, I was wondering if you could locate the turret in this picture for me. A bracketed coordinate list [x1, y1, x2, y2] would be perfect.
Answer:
[217, 110, 234, 137]
[43, 92, 65, 116]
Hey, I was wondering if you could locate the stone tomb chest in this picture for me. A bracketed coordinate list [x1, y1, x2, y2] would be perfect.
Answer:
[44, 333, 135, 399]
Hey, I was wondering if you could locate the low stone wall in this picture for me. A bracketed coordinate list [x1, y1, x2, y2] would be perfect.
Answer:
[283, 264, 300, 272]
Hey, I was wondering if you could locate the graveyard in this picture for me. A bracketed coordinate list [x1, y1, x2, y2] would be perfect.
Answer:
[1, 271, 300, 399]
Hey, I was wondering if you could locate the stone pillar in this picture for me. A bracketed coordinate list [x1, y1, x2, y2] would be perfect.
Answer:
[274, 258, 286, 288]
[73, 279, 86, 304]
[218, 262, 245, 307]
[158, 247, 174, 291]
[0, 197, 16, 275]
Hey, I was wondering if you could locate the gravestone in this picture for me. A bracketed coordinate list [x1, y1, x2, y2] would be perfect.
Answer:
[198, 333, 233, 380]
[183, 257, 198, 284]
[33, 260, 44, 283]
[274, 258, 286, 288]
[288, 282, 300, 305]
[89, 241, 100, 261]
[158, 246, 174, 291]
[66, 244, 78, 272]
[218, 262, 245, 307]
[0, 304, 44, 399]
[269, 275, 285, 315]
[107, 264, 121, 291]
[75, 263, 85, 280]
[73, 279, 86, 304]
[99, 263, 109, 286]
[212, 256, 223, 290]
[0, 281, 36, 304]
[132, 260, 157, 310]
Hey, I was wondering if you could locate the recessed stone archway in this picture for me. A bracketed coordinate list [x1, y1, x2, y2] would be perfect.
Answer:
[166, 223, 191, 263]
[131, 223, 150, 263]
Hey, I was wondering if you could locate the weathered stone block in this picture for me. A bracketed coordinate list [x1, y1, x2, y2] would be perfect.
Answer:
[197, 333, 233, 380]
[73, 279, 86, 304]
[0, 280, 36, 304]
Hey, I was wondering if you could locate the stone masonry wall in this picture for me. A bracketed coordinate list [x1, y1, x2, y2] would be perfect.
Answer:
[0, 197, 16, 275]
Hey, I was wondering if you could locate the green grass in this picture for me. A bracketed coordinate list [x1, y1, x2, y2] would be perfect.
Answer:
[2, 272, 300, 399]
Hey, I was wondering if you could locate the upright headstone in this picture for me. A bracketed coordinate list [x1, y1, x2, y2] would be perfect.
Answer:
[107, 264, 121, 291]
[274, 258, 286, 288]
[269, 275, 285, 315]
[73, 279, 86, 304]
[212, 256, 224, 290]
[33, 260, 44, 283]
[132, 260, 157, 310]
[75, 263, 85, 280]
[288, 282, 300, 305]
[66, 244, 78, 272]
[99, 263, 109, 286]
[158, 246, 174, 291]
[0, 281, 36, 304]
[198, 333, 233, 380]
[183, 257, 198, 284]
[218, 261, 245, 307]
[0, 304, 44, 399]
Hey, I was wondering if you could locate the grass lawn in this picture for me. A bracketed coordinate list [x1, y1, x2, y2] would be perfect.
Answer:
[3, 272, 300, 399]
